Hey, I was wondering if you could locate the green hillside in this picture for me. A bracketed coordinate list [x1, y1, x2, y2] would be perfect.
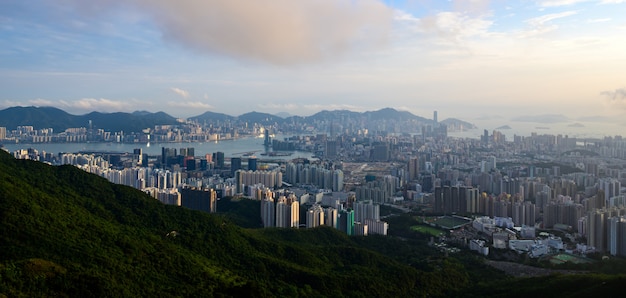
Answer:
[0, 150, 429, 297]
[2, 149, 626, 297]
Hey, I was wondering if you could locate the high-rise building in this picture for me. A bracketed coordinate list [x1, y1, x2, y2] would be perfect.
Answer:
[371, 143, 389, 161]
[354, 200, 380, 223]
[161, 147, 176, 167]
[180, 187, 217, 213]
[230, 157, 242, 176]
[324, 207, 338, 228]
[307, 204, 325, 228]
[0, 126, 7, 140]
[364, 219, 388, 235]
[215, 152, 225, 169]
[248, 157, 257, 171]
[261, 197, 275, 228]
[332, 169, 344, 192]
[408, 157, 419, 182]
[338, 209, 355, 236]
[276, 196, 299, 228]
[264, 128, 271, 147]
[325, 140, 338, 158]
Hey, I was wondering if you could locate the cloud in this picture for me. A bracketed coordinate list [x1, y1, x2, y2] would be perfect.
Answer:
[65, 0, 393, 65]
[303, 103, 369, 112]
[260, 103, 300, 111]
[526, 11, 577, 27]
[58, 98, 133, 111]
[587, 18, 611, 23]
[399, 11, 494, 43]
[601, 88, 626, 101]
[170, 87, 189, 98]
[167, 101, 213, 109]
[28, 98, 55, 106]
[519, 10, 577, 37]
[539, 0, 590, 7]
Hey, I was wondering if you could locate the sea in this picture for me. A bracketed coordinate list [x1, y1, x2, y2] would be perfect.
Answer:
[0, 135, 316, 160]
[448, 120, 626, 140]
[3, 121, 625, 158]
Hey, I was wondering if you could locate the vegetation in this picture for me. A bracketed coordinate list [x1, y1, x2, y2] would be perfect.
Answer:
[1, 149, 626, 297]
[0, 106, 178, 132]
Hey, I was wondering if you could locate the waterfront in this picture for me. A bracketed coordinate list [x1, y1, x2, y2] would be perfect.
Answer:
[1, 135, 316, 160]
[448, 120, 626, 140]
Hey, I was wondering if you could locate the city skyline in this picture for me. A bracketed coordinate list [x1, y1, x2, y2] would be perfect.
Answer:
[1, 1, 626, 126]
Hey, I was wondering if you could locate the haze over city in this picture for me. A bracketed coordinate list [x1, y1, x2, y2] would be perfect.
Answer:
[1, 0, 626, 134]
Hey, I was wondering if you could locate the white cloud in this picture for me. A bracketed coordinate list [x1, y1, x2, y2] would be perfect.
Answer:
[58, 98, 133, 111]
[539, 0, 590, 7]
[587, 18, 611, 23]
[260, 103, 300, 111]
[539, 0, 624, 6]
[302, 104, 369, 112]
[399, 11, 494, 42]
[28, 98, 55, 106]
[170, 87, 189, 98]
[526, 11, 577, 27]
[66, 0, 394, 65]
[167, 101, 212, 109]
[601, 88, 626, 101]
[0, 100, 24, 108]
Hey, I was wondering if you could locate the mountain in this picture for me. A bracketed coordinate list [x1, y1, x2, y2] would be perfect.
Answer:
[440, 118, 478, 131]
[303, 108, 430, 123]
[305, 109, 362, 122]
[79, 111, 178, 132]
[0, 106, 178, 132]
[187, 110, 234, 123]
[364, 108, 429, 122]
[237, 111, 284, 125]
[0, 106, 78, 131]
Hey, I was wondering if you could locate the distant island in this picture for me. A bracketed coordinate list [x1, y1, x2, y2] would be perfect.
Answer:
[440, 118, 477, 132]
[535, 127, 550, 130]
[496, 125, 511, 130]
[568, 123, 585, 128]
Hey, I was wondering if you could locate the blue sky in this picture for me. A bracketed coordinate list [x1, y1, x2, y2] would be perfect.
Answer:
[1, 0, 625, 125]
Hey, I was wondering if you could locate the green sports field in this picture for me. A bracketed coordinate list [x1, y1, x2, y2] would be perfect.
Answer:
[410, 225, 444, 236]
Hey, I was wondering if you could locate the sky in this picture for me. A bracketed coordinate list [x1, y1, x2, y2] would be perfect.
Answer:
[1, 0, 626, 131]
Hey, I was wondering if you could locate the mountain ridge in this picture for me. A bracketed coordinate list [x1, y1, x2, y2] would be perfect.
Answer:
[0, 106, 474, 132]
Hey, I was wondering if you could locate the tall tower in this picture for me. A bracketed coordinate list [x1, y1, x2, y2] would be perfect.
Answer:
[338, 209, 355, 236]
[264, 128, 271, 147]
[230, 157, 242, 176]
[408, 157, 419, 182]
[248, 157, 257, 171]
[433, 111, 438, 123]
[261, 197, 275, 228]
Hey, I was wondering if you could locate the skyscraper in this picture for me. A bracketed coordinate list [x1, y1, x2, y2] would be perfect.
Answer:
[338, 209, 355, 236]
[230, 157, 242, 176]
[215, 152, 225, 169]
[0, 127, 7, 140]
[261, 197, 275, 228]
[248, 157, 257, 171]
[307, 204, 325, 228]
[180, 187, 217, 213]
[408, 157, 419, 182]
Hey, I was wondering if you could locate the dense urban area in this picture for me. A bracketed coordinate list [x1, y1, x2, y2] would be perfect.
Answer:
[3, 108, 626, 264]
